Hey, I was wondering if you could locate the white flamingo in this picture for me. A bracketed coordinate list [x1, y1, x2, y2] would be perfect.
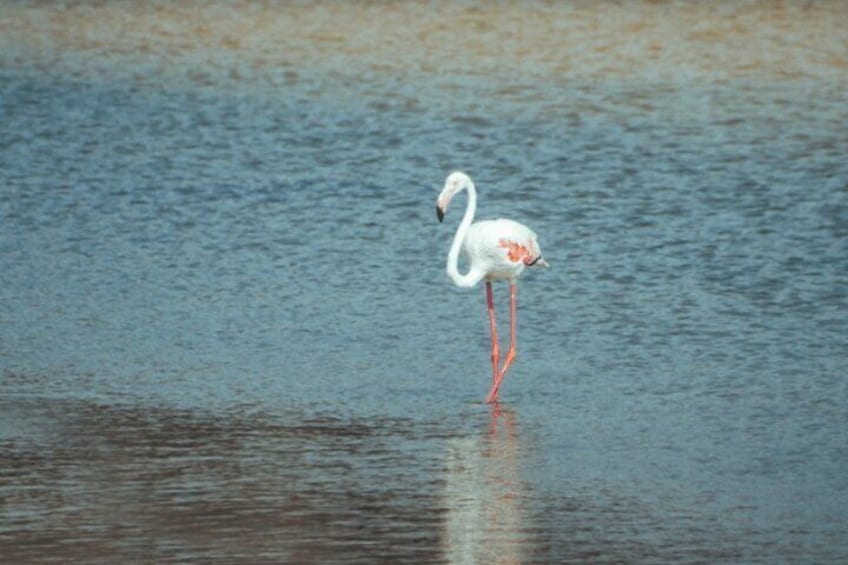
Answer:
[436, 171, 548, 403]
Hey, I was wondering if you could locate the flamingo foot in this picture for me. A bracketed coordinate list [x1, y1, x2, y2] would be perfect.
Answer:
[485, 380, 502, 404]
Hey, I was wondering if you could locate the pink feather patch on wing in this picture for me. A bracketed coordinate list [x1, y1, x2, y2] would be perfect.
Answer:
[498, 238, 538, 265]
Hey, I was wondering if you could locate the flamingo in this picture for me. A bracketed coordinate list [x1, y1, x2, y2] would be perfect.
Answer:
[436, 171, 548, 404]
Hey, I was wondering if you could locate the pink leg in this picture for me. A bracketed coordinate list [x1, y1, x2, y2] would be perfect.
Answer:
[486, 282, 517, 404]
[485, 282, 500, 386]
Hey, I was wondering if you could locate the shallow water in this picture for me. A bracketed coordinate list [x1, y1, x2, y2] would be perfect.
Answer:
[1, 1, 847, 563]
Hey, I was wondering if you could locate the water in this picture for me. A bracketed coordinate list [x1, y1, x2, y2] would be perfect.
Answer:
[1, 1, 847, 562]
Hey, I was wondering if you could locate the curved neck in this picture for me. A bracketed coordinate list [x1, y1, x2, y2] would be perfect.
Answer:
[446, 180, 484, 287]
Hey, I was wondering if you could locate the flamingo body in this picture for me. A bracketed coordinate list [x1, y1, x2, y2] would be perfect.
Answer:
[464, 219, 544, 281]
[436, 171, 547, 403]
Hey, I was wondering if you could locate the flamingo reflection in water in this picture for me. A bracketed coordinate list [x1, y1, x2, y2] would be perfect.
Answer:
[443, 406, 525, 564]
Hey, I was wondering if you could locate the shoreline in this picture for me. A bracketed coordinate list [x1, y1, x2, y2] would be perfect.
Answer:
[1, 1, 846, 86]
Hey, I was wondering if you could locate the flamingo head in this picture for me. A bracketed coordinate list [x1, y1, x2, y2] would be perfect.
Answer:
[436, 171, 473, 222]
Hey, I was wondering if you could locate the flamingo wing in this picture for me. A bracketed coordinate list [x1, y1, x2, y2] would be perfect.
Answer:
[464, 219, 545, 279]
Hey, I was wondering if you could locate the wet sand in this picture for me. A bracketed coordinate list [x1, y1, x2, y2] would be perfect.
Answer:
[2, 1, 846, 84]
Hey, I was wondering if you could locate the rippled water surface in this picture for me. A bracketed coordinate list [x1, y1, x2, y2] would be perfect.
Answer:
[2, 1, 847, 563]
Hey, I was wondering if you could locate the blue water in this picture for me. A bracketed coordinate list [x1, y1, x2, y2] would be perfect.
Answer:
[2, 2, 847, 563]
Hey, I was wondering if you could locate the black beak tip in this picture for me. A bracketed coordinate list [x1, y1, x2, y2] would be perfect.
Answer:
[436, 206, 444, 223]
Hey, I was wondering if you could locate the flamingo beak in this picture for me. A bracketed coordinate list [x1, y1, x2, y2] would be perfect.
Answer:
[436, 204, 445, 223]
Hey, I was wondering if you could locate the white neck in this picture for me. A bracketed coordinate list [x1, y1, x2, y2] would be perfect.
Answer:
[446, 179, 485, 287]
